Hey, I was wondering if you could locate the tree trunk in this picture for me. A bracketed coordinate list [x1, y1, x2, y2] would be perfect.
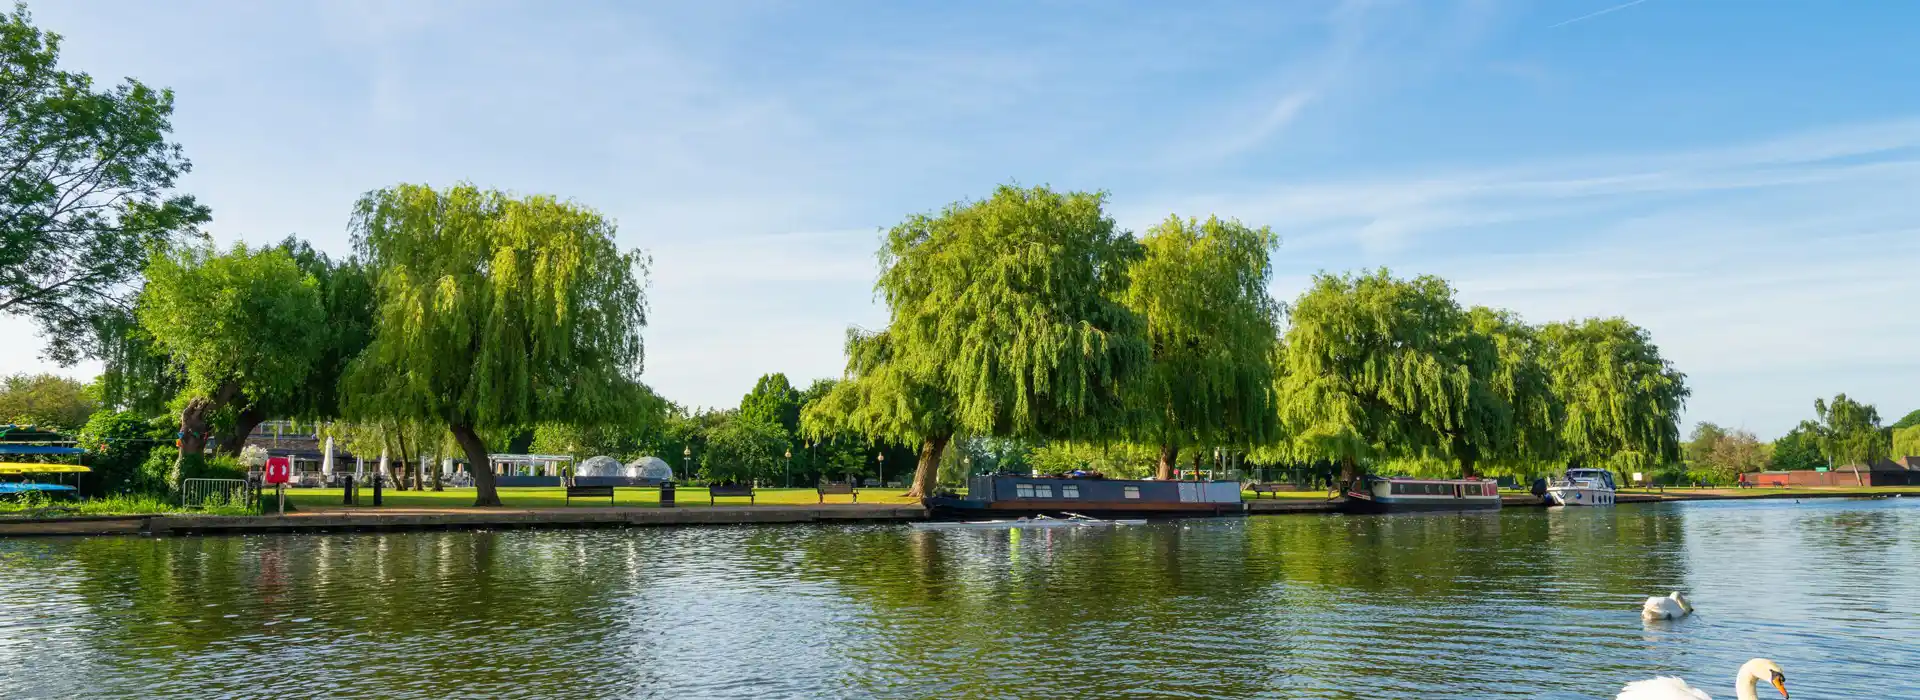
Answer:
[1156, 444, 1178, 481]
[1460, 453, 1478, 480]
[905, 433, 951, 500]
[174, 380, 241, 486]
[430, 453, 444, 492]
[1339, 455, 1358, 483]
[214, 403, 268, 458]
[451, 423, 500, 506]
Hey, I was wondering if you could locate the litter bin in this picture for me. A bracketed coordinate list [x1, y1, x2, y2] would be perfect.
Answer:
[659, 480, 675, 508]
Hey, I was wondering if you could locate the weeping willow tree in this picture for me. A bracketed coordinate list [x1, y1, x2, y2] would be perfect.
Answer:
[1805, 393, 1887, 486]
[1274, 270, 1555, 480]
[804, 185, 1147, 498]
[346, 184, 651, 507]
[1538, 318, 1687, 475]
[1122, 215, 1281, 479]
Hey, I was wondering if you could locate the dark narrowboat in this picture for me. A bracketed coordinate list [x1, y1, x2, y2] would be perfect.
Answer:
[927, 474, 1245, 518]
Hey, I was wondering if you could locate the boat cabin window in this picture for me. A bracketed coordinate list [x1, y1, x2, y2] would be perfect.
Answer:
[1016, 484, 1055, 498]
[1016, 484, 1034, 498]
[1061, 485, 1080, 498]
[1390, 482, 1455, 496]
[1123, 486, 1141, 499]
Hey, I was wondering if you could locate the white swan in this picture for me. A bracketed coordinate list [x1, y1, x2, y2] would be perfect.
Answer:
[1642, 591, 1693, 620]
[1616, 658, 1788, 700]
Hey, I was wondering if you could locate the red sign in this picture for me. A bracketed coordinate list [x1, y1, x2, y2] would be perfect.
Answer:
[264, 456, 292, 485]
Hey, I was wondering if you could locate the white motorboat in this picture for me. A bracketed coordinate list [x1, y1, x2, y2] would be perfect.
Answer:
[911, 512, 1147, 530]
[1546, 468, 1617, 506]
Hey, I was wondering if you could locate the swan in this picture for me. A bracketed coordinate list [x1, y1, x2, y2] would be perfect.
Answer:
[1642, 591, 1693, 620]
[1616, 658, 1788, 700]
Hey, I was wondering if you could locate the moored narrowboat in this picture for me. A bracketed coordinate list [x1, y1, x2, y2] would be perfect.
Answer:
[1341, 475, 1501, 513]
[926, 474, 1245, 518]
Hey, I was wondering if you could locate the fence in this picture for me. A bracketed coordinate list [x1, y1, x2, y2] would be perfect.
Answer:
[182, 478, 253, 509]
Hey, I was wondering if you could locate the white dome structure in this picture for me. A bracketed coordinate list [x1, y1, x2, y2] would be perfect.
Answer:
[628, 456, 674, 481]
[575, 455, 626, 478]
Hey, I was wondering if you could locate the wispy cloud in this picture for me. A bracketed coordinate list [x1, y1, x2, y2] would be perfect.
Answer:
[1549, 0, 1654, 29]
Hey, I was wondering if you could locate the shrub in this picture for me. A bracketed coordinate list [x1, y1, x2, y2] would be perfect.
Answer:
[76, 410, 177, 495]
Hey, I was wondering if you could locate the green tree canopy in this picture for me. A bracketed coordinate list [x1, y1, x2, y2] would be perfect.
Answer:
[136, 243, 326, 482]
[1769, 426, 1826, 472]
[1538, 318, 1688, 473]
[345, 183, 651, 506]
[1122, 215, 1281, 479]
[0, 4, 209, 363]
[0, 372, 94, 430]
[804, 185, 1147, 497]
[740, 372, 802, 437]
[1805, 393, 1887, 485]
[1891, 424, 1920, 460]
[702, 412, 788, 484]
[1891, 409, 1920, 431]
[1275, 269, 1555, 479]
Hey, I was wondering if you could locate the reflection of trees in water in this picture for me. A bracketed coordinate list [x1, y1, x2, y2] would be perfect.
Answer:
[48, 531, 653, 697]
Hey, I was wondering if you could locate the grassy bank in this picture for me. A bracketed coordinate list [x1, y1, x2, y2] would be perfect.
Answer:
[0, 493, 260, 518]
[1617, 485, 1920, 497]
[284, 486, 922, 510]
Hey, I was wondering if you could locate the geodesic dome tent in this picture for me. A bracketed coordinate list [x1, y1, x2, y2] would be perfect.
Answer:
[575, 455, 626, 478]
[628, 456, 673, 481]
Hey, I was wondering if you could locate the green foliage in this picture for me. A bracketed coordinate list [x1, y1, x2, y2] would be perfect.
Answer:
[1806, 393, 1887, 470]
[1685, 425, 1769, 481]
[1769, 426, 1825, 471]
[1538, 318, 1688, 473]
[1026, 441, 1158, 479]
[139, 445, 177, 491]
[1890, 425, 1920, 459]
[0, 372, 95, 430]
[739, 373, 802, 438]
[0, 4, 210, 363]
[1122, 215, 1280, 473]
[1891, 409, 1920, 431]
[137, 243, 328, 406]
[702, 413, 788, 483]
[346, 183, 652, 506]
[76, 410, 174, 494]
[89, 309, 183, 415]
[806, 185, 1148, 496]
[1275, 269, 1559, 477]
[271, 236, 375, 421]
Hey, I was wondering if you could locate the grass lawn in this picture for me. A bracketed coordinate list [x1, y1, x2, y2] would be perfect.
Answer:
[283, 486, 922, 510]
[1617, 485, 1920, 497]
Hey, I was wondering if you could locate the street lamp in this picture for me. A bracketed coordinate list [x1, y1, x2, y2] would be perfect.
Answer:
[877, 452, 885, 487]
[683, 445, 692, 476]
[784, 448, 792, 489]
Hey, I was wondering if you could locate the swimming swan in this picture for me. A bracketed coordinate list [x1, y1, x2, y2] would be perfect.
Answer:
[1642, 591, 1693, 620]
[1616, 658, 1788, 700]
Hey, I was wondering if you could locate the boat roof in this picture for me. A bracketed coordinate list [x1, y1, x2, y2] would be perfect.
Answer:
[1372, 475, 1494, 482]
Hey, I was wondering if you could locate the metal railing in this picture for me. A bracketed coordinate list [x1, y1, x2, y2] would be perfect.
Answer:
[181, 478, 253, 509]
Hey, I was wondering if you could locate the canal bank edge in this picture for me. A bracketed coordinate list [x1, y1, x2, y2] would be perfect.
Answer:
[0, 489, 1906, 537]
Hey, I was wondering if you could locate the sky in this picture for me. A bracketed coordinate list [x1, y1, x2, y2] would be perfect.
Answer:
[7, 0, 1918, 438]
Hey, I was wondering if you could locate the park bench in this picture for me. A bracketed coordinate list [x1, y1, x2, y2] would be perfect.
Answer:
[565, 484, 615, 506]
[709, 483, 755, 505]
[1247, 483, 1300, 499]
[817, 482, 858, 503]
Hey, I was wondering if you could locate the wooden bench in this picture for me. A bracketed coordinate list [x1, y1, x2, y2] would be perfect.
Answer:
[709, 483, 755, 505]
[1247, 483, 1300, 499]
[565, 484, 615, 506]
[817, 482, 858, 503]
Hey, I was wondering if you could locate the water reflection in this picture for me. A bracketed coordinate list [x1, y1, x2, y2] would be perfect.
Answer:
[2, 500, 1916, 699]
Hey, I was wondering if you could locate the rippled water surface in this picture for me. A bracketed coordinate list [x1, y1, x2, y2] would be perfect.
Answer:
[3, 499, 1918, 699]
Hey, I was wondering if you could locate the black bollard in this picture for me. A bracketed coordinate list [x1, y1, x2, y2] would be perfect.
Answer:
[373, 473, 383, 506]
[343, 475, 355, 505]
[659, 480, 675, 508]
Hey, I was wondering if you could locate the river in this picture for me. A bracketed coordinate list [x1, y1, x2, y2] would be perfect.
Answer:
[1, 498, 1916, 699]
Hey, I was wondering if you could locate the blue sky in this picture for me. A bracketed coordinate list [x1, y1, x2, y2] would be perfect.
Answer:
[9, 0, 1918, 438]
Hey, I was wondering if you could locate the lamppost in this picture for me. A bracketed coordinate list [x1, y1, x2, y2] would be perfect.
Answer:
[683, 445, 692, 478]
[877, 452, 885, 487]
[784, 448, 792, 489]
